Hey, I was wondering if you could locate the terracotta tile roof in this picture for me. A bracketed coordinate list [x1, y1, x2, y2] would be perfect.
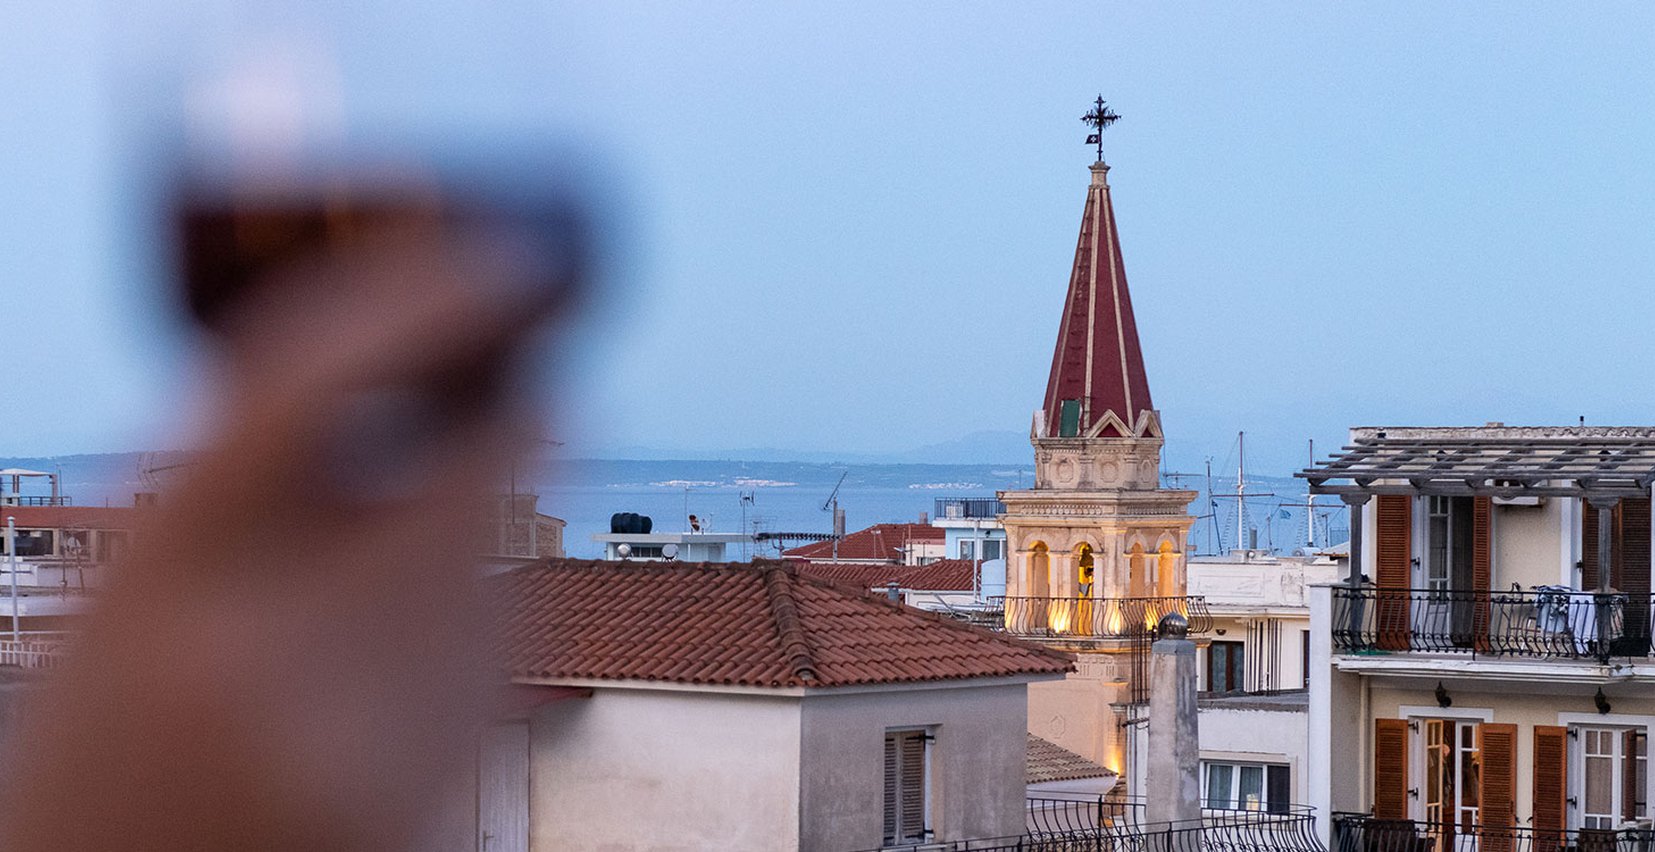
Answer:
[1026, 733, 1114, 784]
[797, 559, 976, 592]
[783, 523, 944, 563]
[492, 558, 1072, 689]
[1, 505, 139, 530]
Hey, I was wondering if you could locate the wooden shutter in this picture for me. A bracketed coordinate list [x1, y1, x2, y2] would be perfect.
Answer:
[1479, 723, 1519, 852]
[883, 731, 927, 844]
[900, 732, 926, 841]
[1583, 501, 1602, 590]
[1622, 499, 1651, 650]
[1582, 501, 1628, 591]
[1376, 495, 1413, 650]
[1373, 718, 1410, 820]
[1533, 725, 1569, 852]
[1473, 496, 1493, 651]
[883, 733, 899, 843]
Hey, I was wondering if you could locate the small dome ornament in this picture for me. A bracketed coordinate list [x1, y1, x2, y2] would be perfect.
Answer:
[1156, 612, 1189, 640]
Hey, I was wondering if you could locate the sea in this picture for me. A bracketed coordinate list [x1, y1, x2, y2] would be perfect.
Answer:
[5, 454, 1345, 560]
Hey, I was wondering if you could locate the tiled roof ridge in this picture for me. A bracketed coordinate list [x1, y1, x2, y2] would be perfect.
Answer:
[783, 568, 1077, 668]
[761, 564, 819, 684]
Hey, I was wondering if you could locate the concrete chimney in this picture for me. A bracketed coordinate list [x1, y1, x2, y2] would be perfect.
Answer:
[1147, 612, 1202, 831]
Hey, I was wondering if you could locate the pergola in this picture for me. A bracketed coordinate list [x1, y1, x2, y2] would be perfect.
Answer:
[1299, 437, 1655, 500]
[1297, 432, 1655, 589]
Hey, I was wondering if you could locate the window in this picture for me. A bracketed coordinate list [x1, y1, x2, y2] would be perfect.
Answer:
[1301, 631, 1311, 689]
[958, 539, 975, 560]
[95, 530, 130, 563]
[982, 539, 1003, 562]
[1207, 641, 1244, 693]
[1424, 496, 1474, 594]
[1202, 761, 1289, 812]
[6, 530, 52, 557]
[1575, 726, 1647, 830]
[883, 729, 931, 844]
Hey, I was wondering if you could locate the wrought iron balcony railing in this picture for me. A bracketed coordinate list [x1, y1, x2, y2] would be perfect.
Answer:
[1331, 586, 1654, 662]
[1332, 813, 1654, 852]
[1028, 795, 1317, 834]
[855, 796, 1323, 852]
[999, 595, 1214, 640]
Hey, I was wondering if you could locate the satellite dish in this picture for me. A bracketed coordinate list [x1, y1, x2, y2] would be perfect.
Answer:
[616, 543, 632, 559]
[662, 543, 679, 560]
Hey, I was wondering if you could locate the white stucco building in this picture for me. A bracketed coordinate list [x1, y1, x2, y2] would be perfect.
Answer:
[1302, 425, 1655, 848]
[480, 558, 1073, 852]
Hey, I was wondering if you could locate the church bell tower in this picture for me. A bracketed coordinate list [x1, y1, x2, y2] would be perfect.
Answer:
[997, 98, 1197, 774]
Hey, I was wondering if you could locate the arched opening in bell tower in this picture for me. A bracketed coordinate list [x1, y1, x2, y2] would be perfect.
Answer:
[1074, 543, 1096, 635]
[1028, 542, 1050, 597]
[1127, 542, 1148, 598]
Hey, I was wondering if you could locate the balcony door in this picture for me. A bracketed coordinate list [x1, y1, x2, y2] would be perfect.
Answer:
[1420, 719, 1482, 851]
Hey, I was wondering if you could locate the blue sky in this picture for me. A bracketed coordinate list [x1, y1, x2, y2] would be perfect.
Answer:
[4, 3, 1655, 474]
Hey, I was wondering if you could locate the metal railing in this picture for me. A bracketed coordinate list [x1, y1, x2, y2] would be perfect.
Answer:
[4, 496, 71, 507]
[1332, 813, 1655, 852]
[1331, 586, 1654, 662]
[1028, 795, 1316, 833]
[999, 596, 1214, 640]
[0, 638, 68, 669]
[856, 797, 1323, 852]
[935, 498, 1008, 520]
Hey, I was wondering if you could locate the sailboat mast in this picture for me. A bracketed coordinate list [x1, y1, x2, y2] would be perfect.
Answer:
[1306, 439, 1316, 549]
[1236, 431, 1246, 554]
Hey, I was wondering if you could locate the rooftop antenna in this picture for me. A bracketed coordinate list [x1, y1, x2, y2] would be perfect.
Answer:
[739, 491, 755, 560]
[1081, 95, 1122, 164]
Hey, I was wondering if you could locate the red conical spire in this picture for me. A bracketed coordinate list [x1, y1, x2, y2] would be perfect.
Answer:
[1039, 162, 1157, 440]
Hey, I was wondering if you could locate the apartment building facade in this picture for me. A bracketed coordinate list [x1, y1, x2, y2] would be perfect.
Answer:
[1304, 426, 1655, 848]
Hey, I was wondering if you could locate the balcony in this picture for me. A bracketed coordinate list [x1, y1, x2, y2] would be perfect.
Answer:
[0, 637, 68, 669]
[935, 498, 1007, 521]
[856, 796, 1324, 852]
[1331, 586, 1653, 663]
[1333, 813, 1653, 852]
[999, 595, 1214, 640]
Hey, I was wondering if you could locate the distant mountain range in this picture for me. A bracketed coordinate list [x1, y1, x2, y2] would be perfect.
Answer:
[568, 430, 1035, 466]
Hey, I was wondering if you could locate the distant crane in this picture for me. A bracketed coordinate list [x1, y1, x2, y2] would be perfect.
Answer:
[822, 471, 848, 560]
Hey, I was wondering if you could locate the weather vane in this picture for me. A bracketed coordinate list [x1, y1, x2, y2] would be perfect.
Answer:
[1081, 95, 1121, 163]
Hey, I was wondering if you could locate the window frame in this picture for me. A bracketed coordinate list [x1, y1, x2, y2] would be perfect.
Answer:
[1200, 760, 1290, 812]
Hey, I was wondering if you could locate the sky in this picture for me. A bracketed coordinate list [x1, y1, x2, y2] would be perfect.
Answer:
[3, 3, 1655, 475]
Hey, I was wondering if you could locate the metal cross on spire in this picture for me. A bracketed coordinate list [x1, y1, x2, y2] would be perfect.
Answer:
[1081, 95, 1121, 163]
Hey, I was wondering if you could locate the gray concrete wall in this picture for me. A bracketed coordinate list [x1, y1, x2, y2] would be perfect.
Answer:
[798, 681, 1030, 852]
[529, 687, 803, 852]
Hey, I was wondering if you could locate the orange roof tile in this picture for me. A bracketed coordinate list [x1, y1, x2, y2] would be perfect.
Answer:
[782, 523, 944, 563]
[1026, 733, 1114, 784]
[797, 559, 976, 592]
[492, 559, 1071, 689]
